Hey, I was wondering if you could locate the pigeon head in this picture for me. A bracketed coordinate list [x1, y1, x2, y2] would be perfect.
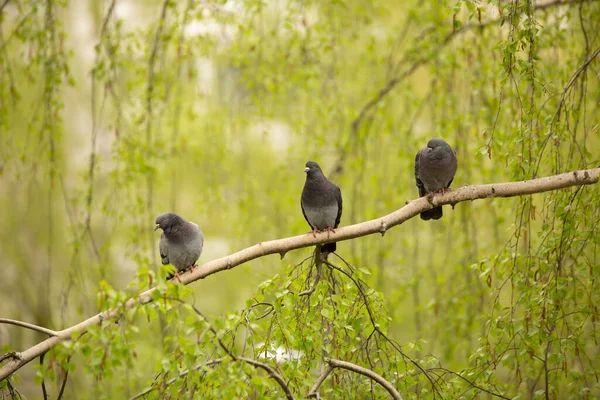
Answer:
[155, 212, 183, 234]
[304, 161, 323, 177]
[427, 138, 451, 152]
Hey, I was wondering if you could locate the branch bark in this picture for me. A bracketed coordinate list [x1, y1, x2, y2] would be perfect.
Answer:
[0, 168, 598, 380]
[306, 358, 403, 399]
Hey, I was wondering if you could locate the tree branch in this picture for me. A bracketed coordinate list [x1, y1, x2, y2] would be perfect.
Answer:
[0, 168, 598, 380]
[307, 358, 403, 399]
[306, 365, 333, 398]
[0, 318, 58, 336]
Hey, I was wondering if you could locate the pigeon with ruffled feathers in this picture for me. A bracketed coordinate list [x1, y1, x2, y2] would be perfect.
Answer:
[155, 212, 204, 279]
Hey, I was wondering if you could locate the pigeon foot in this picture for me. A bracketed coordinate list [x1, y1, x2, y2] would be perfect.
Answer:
[308, 228, 321, 238]
[172, 271, 183, 283]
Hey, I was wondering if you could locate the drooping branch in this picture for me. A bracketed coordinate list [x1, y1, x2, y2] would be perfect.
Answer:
[306, 358, 403, 400]
[0, 168, 598, 380]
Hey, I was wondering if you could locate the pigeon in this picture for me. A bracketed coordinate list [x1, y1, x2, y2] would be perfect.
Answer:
[414, 138, 458, 220]
[301, 161, 343, 254]
[154, 212, 204, 279]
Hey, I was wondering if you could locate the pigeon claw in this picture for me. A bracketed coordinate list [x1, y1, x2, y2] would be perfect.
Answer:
[187, 264, 196, 272]
[324, 227, 336, 234]
[309, 228, 321, 238]
[172, 271, 182, 283]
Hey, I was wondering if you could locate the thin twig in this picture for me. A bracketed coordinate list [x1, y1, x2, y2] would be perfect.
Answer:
[300, 247, 323, 296]
[0, 352, 21, 364]
[0, 318, 58, 336]
[324, 260, 441, 396]
[40, 352, 48, 400]
[428, 367, 510, 399]
[56, 364, 69, 400]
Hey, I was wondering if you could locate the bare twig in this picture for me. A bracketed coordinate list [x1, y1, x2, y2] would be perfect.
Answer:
[0, 318, 58, 336]
[56, 364, 69, 400]
[0, 168, 598, 380]
[0, 352, 21, 364]
[308, 358, 403, 399]
[40, 352, 48, 400]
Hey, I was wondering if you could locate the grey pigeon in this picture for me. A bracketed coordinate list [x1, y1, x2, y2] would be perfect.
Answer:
[155, 212, 204, 278]
[301, 161, 343, 253]
[414, 138, 458, 220]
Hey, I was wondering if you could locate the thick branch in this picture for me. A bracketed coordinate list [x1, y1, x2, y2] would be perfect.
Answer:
[0, 318, 58, 337]
[307, 358, 403, 399]
[0, 168, 598, 380]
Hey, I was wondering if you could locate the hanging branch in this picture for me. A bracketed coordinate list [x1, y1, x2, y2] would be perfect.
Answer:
[0, 167, 598, 380]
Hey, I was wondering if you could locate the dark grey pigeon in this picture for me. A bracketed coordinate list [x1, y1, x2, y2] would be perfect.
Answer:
[155, 212, 204, 279]
[414, 138, 458, 220]
[301, 161, 342, 253]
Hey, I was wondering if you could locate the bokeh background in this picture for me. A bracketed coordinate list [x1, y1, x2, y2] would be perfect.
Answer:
[1, 0, 599, 398]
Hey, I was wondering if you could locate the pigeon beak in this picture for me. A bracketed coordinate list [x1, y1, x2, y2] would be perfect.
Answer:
[304, 167, 310, 173]
[154, 224, 160, 231]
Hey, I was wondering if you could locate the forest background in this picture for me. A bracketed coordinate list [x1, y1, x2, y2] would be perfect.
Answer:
[1, 0, 599, 398]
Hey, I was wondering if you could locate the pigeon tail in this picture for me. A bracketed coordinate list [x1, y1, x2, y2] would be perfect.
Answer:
[420, 207, 443, 220]
[322, 242, 336, 253]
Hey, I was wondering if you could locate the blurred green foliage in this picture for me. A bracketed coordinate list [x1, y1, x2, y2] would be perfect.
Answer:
[1, 0, 599, 398]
